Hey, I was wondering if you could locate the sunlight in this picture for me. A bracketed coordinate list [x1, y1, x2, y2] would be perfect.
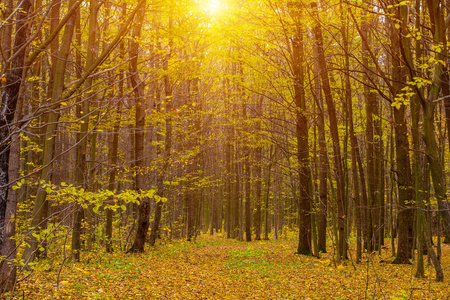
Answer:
[204, 0, 225, 15]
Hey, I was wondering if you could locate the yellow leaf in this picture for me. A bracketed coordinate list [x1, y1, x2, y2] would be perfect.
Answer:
[74, 267, 88, 274]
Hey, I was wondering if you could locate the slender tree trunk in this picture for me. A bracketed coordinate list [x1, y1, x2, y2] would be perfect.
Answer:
[233, 154, 241, 240]
[0, 117, 21, 293]
[231, 62, 241, 240]
[315, 70, 328, 254]
[0, 0, 31, 254]
[0, 61, 27, 294]
[0, 0, 13, 70]
[73, 0, 99, 260]
[243, 137, 251, 242]
[225, 78, 233, 238]
[105, 105, 121, 252]
[342, 8, 362, 261]
[312, 2, 346, 260]
[148, 95, 165, 247]
[422, 0, 450, 243]
[149, 19, 173, 246]
[264, 146, 274, 240]
[105, 7, 125, 252]
[187, 76, 200, 242]
[105, 81, 123, 252]
[243, 98, 252, 242]
[291, 11, 311, 255]
[412, 0, 425, 277]
[128, 0, 148, 253]
[310, 29, 328, 254]
[390, 5, 414, 263]
[360, 10, 378, 252]
[254, 96, 263, 241]
[424, 215, 444, 281]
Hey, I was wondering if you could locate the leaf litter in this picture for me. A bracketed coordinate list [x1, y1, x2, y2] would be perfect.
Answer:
[8, 234, 450, 299]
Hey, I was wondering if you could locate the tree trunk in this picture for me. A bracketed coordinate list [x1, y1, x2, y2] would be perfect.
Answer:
[291, 10, 311, 255]
[264, 146, 274, 240]
[225, 79, 233, 238]
[0, 0, 31, 292]
[187, 76, 200, 242]
[386, 2, 414, 264]
[0, 0, 31, 253]
[312, 2, 346, 260]
[242, 88, 251, 242]
[312, 40, 328, 255]
[254, 96, 263, 240]
[422, 0, 450, 243]
[0, 62, 27, 295]
[128, 0, 148, 252]
[0, 0, 13, 69]
[342, 7, 362, 261]
[73, 0, 99, 260]
[149, 17, 173, 246]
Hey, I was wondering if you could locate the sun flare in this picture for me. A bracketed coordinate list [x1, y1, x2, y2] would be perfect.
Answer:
[204, 0, 225, 15]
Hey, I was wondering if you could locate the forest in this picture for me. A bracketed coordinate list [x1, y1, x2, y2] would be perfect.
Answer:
[1, 0, 450, 297]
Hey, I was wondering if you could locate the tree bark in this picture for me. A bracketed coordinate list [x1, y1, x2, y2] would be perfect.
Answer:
[243, 104, 252, 242]
[342, 6, 362, 261]
[422, 0, 450, 243]
[0, 0, 31, 251]
[0, 0, 31, 292]
[291, 8, 311, 255]
[149, 17, 173, 246]
[72, 0, 99, 260]
[0, 60, 26, 295]
[390, 5, 414, 263]
[311, 2, 346, 260]
[254, 96, 263, 240]
[105, 5, 125, 252]
[128, 0, 148, 252]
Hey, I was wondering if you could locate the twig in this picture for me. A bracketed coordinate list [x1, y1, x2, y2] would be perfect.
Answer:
[56, 224, 74, 290]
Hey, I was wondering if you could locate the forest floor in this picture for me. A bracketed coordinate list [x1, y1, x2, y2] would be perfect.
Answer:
[6, 233, 450, 299]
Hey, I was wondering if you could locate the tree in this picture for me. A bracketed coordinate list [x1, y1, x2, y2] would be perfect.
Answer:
[311, 2, 346, 260]
[0, 0, 31, 291]
[289, 2, 311, 255]
[128, 0, 149, 253]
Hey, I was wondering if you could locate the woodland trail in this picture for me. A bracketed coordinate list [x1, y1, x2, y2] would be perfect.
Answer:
[12, 234, 450, 299]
